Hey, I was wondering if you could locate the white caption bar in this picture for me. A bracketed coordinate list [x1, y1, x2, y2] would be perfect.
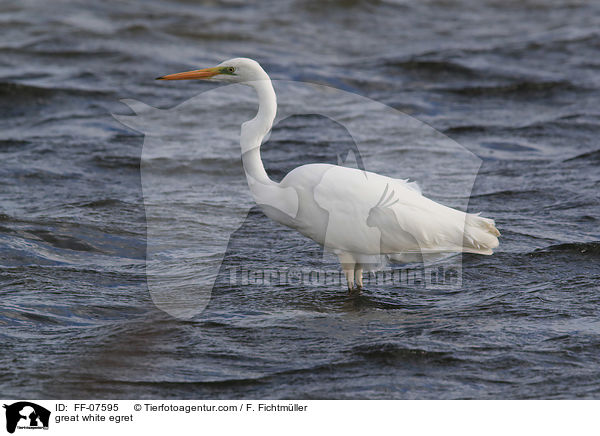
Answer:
[0, 399, 597, 435]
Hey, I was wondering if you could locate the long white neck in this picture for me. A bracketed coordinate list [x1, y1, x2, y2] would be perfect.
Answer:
[240, 79, 277, 185]
[239, 75, 300, 221]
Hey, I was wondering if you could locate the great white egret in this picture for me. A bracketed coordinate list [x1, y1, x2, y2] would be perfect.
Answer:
[157, 58, 500, 291]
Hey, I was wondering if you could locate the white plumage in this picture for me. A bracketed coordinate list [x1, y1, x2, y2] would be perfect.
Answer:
[157, 57, 500, 290]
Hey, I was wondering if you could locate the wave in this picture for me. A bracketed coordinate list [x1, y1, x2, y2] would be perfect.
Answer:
[140, 156, 242, 175]
[564, 149, 600, 162]
[350, 343, 461, 365]
[0, 81, 109, 101]
[445, 79, 577, 97]
[381, 58, 482, 77]
[469, 189, 543, 199]
[530, 242, 600, 257]
[0, 302, 148, 330]
[0, 139, 31, 151]
[25, 229, 101, 253]
[73, 198, 132, 208]
[444, 115, 600, 137]
[90, 154, 140, 170]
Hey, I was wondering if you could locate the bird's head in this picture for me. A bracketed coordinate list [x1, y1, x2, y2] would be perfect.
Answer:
[156, 57, 269, 84]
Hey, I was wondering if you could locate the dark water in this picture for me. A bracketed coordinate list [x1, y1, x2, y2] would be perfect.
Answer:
[1, 0, 599, 399]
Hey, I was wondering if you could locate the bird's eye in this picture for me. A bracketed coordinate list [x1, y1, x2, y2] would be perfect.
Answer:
[227, 67, 235, 74]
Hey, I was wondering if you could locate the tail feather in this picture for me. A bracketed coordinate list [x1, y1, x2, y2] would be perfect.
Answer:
[462, 213, 500, 254]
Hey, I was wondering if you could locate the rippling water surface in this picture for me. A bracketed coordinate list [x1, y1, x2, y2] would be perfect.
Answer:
[1, 0, 599, 399]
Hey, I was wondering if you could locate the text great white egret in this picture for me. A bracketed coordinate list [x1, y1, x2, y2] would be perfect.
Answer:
[157, 58, 500, 291]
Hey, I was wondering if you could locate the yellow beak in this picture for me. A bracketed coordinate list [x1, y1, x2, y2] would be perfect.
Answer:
[156, 67, 221, 81]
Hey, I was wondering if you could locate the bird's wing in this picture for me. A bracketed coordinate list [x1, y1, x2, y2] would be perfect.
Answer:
[308, 165, 498, 256]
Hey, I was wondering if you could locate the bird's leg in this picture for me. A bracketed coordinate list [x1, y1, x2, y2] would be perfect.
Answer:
[337, 252, 356, 291]
[344, 268, 354, 291]
[354, 266, 363, 290]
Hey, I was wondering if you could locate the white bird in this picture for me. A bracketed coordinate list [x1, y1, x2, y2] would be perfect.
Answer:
[157, 58, 500, 291]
